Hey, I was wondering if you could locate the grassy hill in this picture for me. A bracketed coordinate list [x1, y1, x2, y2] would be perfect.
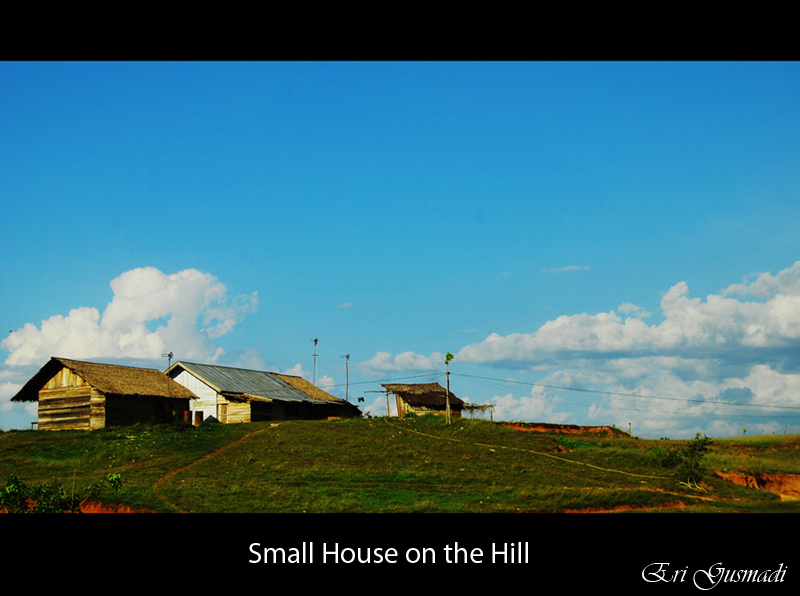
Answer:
[2, 415, 800, 513]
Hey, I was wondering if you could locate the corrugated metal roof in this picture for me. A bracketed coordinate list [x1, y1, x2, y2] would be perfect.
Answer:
[171, 361, 336, 404]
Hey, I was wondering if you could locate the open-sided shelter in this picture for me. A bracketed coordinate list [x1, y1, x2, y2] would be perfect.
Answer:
[166, 361, 361, 424]
[381, 382, 464, 418]
[11, 357, 197, 430]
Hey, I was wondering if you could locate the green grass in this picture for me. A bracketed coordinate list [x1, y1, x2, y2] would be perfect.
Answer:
[2, 416, 799, 513]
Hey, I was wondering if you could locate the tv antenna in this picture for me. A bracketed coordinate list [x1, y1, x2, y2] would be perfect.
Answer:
[162, 351, 174, 398]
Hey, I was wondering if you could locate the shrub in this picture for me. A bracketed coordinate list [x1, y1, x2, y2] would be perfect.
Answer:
[0, 472, 122, 513]
[675, 433, 713, 484]
[652, 433, 713, 486]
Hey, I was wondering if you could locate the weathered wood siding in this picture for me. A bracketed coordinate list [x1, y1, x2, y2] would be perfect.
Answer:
[37, 366, 191, 430]
[396, 396, 409, 418]
[222, 401, 251, 424]
[38, 367, 100, 431]
[396, 397, 461, 418]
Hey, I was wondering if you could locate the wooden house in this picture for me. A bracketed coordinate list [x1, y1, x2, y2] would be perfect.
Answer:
[166, 361, 361, 424]
[381, 382, 464, 418]
[10, 357, 197, 431]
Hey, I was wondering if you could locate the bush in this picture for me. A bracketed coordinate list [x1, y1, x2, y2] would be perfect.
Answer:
[652, 433, 713, 486]
[0, 472, 122, 513]
[675, 433, 713, 484]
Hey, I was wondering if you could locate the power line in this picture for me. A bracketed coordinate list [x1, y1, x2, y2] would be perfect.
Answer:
[451, 372, 800, 413]
[311, 368, 800, 421]
[317, 372, 442, 391]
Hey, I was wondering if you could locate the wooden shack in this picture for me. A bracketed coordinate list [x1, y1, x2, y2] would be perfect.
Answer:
[11, 357, 196, 430]
[166, 361, 361, 423]
[381, 382, 464, 418]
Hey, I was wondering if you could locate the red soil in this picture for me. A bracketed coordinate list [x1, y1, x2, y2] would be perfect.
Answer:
[80, 501, 158, 513]
[715, 471, 800, 501]
[504, 421, 628, 436]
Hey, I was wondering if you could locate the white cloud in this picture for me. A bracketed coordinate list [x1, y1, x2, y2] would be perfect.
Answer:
[0, 380, 23, 412]
[617, 303, 650, 319]
[362, 395, 389, 417]
[723, 261, 800, 298]
[318, 375, 336, 391]
[458, 262, 800, 365]
[455, 261, 800, 437]
[224, 347, 269, 371]
[491, 386, 575, 425]
[359, 350, 445, 376]
[544, 265, 591, 273]
[280, 364, 334, 392]
[282, 363, 309, 378]
[1, 267, 257, 367]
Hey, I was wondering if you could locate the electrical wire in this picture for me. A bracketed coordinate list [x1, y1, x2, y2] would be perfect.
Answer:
[452, 372, 800, 414]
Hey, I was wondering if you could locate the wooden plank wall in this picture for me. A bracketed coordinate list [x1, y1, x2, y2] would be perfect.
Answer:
[397, 399, 459, 418]
[222, 400, 251, 424]
[397, 397, 409, 417]
[38, 367, 97, 431]
[90, 388, 106, 429]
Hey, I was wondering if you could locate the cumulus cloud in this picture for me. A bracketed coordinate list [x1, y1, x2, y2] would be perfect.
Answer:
[617, 303, 650, 319]
[222, 347, 269, 371]
[318, 375, 336, 391]
[282, 363, 309, 378]
[359, 350, 446, 377]
[1, 267, 257, 367]
[455, 261, 800, 437]
[723, 261, 800, 298]
[0, 372, 25, 413]
[458, 263, 800, 366]
[491, 385, 575, 425]
[280, 363, 336, 396]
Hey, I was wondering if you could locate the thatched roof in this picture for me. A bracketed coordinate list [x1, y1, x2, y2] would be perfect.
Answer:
[381, 382, 464, 409]
[11, 357, 197, 402]
[274, 373, 344, 404]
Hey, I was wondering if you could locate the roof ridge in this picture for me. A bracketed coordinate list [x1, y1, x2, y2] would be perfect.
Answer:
[176, 360, 285, 376]
[54, 356, 161, 372]
[12, 356, 197, 402]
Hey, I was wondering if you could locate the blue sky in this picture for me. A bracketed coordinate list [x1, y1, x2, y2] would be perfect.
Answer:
[2, 61, 800, 438]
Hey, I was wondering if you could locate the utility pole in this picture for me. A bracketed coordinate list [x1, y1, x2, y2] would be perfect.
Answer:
[162, 351, 173, 398]
[311, 338, 319, 401]
[365, 390, 390, 416]
[444, 352, 454, 425]
[341, 354, 350, 402]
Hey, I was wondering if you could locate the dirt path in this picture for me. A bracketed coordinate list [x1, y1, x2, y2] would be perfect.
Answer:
[152, 423, 282, 512]
[79, 423, 282, 513]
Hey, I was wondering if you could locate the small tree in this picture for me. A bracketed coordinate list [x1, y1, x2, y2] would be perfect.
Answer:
[673, 433, 713, 488]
